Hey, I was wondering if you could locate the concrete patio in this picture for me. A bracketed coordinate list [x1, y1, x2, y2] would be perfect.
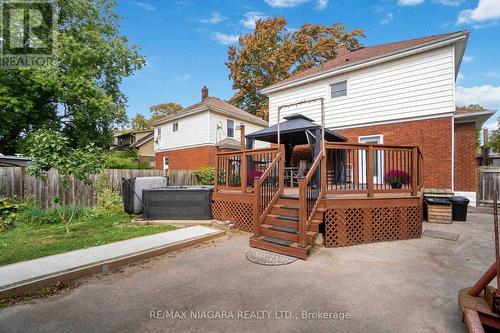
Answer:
[0, 210, 496, 333]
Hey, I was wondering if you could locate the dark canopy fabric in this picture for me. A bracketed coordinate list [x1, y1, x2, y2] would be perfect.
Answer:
[245, 114, 346, 145]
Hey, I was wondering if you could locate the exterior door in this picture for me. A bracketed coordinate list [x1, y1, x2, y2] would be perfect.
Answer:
[359, 135, 384, 185]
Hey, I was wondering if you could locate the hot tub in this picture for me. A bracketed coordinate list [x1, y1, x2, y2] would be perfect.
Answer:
[142, 186, 213, 220]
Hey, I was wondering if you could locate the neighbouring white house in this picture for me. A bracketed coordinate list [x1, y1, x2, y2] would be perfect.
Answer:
[261, 30, 494, 206]
[152, 86, 268, 170]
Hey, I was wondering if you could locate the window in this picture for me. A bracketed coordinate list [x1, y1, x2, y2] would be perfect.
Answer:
[156, 128, 161, 142]
[227, 119, 234, 138]
[173, 123, 178, 132]
[330, 80, 347, 98]
[163, 156, 169, 170]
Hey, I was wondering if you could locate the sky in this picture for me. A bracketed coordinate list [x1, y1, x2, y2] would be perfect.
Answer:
[117, 0, 500, 134]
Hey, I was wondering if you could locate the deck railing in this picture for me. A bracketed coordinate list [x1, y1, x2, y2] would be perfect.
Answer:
[214, 147, 279, 193]
[324, 142, 423, 197]
[298, 150, 324, 247]
[252, 147, 285, 236]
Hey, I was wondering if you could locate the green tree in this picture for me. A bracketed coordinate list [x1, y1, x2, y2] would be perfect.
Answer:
[0, 0, 145, 154]
[26, 130, 106, 234]
[226, 18, 364, 119]
[131, 114, 151, 130]
[490, 123, 500, 153]
[149, 102, 183, 123]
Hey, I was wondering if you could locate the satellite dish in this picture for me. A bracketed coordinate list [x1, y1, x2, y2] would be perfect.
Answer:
[216, 121, 223, 129]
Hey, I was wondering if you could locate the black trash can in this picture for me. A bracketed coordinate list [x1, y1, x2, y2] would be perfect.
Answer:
[449, 196, 470, 221]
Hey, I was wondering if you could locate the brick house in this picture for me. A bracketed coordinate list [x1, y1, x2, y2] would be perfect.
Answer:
[153, 87, 268, 171]
[261, 30, 494, 206]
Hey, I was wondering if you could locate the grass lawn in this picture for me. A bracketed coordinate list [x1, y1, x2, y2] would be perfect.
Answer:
[0, 213, 175, 266]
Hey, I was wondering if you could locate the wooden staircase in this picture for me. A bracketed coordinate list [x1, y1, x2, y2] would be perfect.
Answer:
[250, 195, 324, 260]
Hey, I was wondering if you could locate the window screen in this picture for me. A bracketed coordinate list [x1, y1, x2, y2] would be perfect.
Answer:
[330, 81, 347, 98]
[173, 123, 178, 132]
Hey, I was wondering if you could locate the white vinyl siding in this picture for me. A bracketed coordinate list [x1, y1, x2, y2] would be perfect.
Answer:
[208, 111, 268, 148]
[154, 110, 268, 152]
[268, 46, 456, 129]
[156, 111, 210, 150]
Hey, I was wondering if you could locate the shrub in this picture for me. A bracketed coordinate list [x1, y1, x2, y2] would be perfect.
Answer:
[195, 166, 226, 186]
[105, 149, 149, 169]
[0, 198, 20, 232]
[18, 204, 88, 226]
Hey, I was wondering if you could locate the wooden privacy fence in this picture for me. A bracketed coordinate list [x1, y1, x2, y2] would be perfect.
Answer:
[478, 167, 500, 206]
[0, 167, 199, 207]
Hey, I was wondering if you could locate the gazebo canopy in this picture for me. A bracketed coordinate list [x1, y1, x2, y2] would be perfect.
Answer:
[245, 114, 346, 145]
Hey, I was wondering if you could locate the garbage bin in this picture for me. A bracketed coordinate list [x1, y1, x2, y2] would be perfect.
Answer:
[449, 196, 470, 221]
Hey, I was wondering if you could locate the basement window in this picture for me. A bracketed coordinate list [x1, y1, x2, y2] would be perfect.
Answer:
[173, 123, 178, 132]
[227, 119, 234, 138]
[330, 80, 347, 98]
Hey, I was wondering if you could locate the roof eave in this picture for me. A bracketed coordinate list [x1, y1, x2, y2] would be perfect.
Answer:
[152, 105, 209, 126]
[208, 105, 268, 127]
[261, 31, 469, 95]
[454, 110, 495, 128]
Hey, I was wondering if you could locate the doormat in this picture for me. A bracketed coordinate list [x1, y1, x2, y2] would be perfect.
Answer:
[422, 229, 459, 241]
[246, 249, 298, 266]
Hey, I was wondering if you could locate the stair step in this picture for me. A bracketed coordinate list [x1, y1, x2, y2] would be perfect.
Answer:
[280, 195, 299, 200]
[265, 215, 298, 228]
[271, 205, 299, 217]
[276, 215, 299, 221]
[249, 236, 310, 260]
[277, 197, 300, 206]
[261, 236, 293, 247]
[281, 205, 299, 210]
[261, 224, 317, 243]
[269, 225, 298, 234]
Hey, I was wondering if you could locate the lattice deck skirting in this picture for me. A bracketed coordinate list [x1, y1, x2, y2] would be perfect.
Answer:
[212, 195, 254, 232]
[324, 205, 422, 248]
[213, 192, 423, 247]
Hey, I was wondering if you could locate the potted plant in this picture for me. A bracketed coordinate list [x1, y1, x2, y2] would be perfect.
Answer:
[248, 170, 263, 186]
[384, 170, 410, 189]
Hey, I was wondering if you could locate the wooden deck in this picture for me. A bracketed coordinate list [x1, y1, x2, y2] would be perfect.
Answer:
[212, 142, 424, 259]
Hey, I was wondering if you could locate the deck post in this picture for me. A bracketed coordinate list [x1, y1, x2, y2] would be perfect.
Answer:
[253, 177, 261, 237]
[214, 154, 219, 192]
[367, 145, 374, 198]
[279, 144, 285, 195]
[298, 177, 307, 247]
[241, 151, 247, 194]
[412, 147, 418, 196]
[321, 151, 326, 195]
[225, 158, 230, 188]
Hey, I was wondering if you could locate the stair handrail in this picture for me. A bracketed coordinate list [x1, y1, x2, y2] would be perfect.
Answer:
[253, 146, 284, 237]
[298, 151, 324, 247]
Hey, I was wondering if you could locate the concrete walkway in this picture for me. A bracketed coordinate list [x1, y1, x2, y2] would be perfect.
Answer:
[0, 226, 223, 293]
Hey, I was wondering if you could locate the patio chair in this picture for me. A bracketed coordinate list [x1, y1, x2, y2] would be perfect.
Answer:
[291, 160, 308, 185]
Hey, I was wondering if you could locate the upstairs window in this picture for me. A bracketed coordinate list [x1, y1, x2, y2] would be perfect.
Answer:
[156, 128, 162, 142]
[330, 80, 347, 98]
[173, 123, 178, 132]
[227, 119, 234, 138]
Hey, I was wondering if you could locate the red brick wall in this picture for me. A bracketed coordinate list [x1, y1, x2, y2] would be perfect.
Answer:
[155, 146, 218, 170]
[454, 122, 477, 192]
[336, 117, 453, 189]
